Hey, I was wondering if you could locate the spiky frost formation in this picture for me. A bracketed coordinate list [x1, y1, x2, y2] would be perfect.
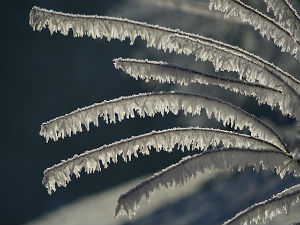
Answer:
[39, 92, 286, 151]
[262, 0, 300, 42]
[115, 148, 300, 218]
[223, 185, 300, 225]
[42, 128, 281, 195]
[114, 58, 288, 115]
[29, 6, 300, 93]
[209, 0, 300, 60]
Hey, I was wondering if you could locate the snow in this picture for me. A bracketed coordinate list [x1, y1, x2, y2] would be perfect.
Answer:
[115, 148, 300, 218]
[26, 173, 217, 225]
[42, 127, 280, 195]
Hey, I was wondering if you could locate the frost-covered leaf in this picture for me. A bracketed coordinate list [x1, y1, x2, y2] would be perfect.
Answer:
[114, 58, 286, 114]
[115, 148, 299, 218]
[29, 6, 300, 95]
[262, 0, 300, 42]
[209, 0, 300, 60]
[42, 128, 281, 195]
[223, 184, 300, 225]
[40, 91, 286, 151]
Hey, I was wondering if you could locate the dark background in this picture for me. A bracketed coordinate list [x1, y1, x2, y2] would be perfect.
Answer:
[1, 0, 300, 224]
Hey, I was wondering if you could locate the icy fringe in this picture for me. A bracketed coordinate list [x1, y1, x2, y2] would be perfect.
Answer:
[262, 0, 300, 42]
[114, 58, 287, 115]
[29, 7, 300, 94]
[42, 128, 282, 194]
[115, 148, 300, 218]
[39, 92, 287, 151]
[223, 185, 300, 225]
[209, 0, 300, 60]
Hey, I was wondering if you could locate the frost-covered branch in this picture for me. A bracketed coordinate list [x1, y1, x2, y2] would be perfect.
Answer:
[29, 6, 300, 94]
[40, 91, 287, 152]
[42, 128, 281, 194]
[115, 148, 299, 218]
[209, 0, 300, 60]
[262, 0, 300, 42]
[114, 58, 287, 115]
[223, 184, 300, 225]
[168, 34, 300, 119]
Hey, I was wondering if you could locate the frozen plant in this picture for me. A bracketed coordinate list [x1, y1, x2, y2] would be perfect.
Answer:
[29, 0, 300, 224]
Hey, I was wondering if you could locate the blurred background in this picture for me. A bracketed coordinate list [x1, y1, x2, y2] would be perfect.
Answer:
[1, 0, 300, 224]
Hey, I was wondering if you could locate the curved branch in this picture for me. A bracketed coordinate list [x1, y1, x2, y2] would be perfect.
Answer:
[209, 0, 300, 60]
[114, 58, 288, 115]
[115, 148, 299, 218]
[40, 92, 287, 152]
[42, 129, 282, 195]
[29, 6, 300, 94]
[224, 184, 300, 225]
[168, 34, 300, 119]
[262, 0, 300, 42]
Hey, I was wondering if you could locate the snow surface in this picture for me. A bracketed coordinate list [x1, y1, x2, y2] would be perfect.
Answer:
[26, 173, 216, 225]
[25, 171, 300, 225]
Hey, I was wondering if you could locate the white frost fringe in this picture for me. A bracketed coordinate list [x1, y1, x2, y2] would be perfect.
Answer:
[115, 148, 300, 218]
[29, 6, 300, 93]
[42, 128, 280, 195]
[223, 184, 300, 225]
[39, 92, 287, 151]
[262, 0, 300, 42]
[114, 58, 288, 116]
[209, 0, 300, 60]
